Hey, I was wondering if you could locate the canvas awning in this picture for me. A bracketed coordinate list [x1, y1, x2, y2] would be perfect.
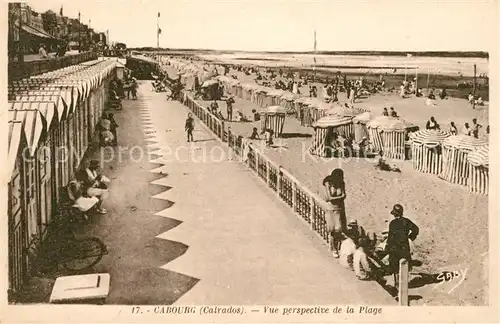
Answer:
[28, 88, 75, 116]
[7, 120, 24, 180]
[21, 24, 58, 40]
[40, 85, 81, 110]
[8, 104, 45, 157]
[14, 95, 66, 122]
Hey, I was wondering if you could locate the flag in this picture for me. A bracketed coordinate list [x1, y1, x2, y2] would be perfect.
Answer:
[158, 12, 160, 18]
[158, 27, 162, 35]
[59, 5, 63, 16]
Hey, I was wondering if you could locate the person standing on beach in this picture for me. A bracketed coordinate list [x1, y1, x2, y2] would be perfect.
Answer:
[449, 122, 458, 135]
[472, 118, 482, 138]
[185, 113, 195, 142]
[463, 122, 472, 136]
[385, 204, 419, 288]
[323, 168, 347, 258]
[225, 96, 235, 121]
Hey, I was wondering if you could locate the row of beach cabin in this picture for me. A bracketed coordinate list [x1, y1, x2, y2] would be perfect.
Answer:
[6, 58, 120, 295]
[163, 57, 489, 196]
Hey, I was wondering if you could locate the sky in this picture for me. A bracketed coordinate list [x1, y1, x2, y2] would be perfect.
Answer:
[26, 0, 498, 52]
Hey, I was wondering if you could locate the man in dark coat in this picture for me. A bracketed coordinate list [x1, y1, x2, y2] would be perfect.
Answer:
[385, 204, 419, 287]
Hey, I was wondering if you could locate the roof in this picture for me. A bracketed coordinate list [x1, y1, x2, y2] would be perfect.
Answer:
[7, 120, 24, 180]
[201, 79, 219, 87]
[21, 24, 57, 40]
[8, 103, 45, 157]
[442, 135, 488, 151]
[333, 105, 369, 118]
[14, 94, 67, 122]
[312, 115, 352, 128]
[408, 129, 451, 146]
[260, 105, 287, 115]
[468, 145, 489, 168]
[366, 116, 415, 131]
[36, 87, 77, 113]
[352, 111, 372, 124]
[129, 55, 159, 65]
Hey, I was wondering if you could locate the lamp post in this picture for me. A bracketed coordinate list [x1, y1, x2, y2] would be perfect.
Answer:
[78, 11, 81, 53]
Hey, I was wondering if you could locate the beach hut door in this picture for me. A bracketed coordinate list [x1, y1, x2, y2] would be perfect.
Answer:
[8, 160, 27, 293]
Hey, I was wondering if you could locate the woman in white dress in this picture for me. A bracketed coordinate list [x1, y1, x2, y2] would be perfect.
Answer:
[68, 171, 100, 219]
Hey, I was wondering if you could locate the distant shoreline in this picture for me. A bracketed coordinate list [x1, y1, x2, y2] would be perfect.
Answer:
[130, 47, 489, 59]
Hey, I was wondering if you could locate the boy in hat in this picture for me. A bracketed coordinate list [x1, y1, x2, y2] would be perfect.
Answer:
[385, 204, 419, 287]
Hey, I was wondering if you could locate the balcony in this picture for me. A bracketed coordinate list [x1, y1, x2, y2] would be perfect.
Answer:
[8, 51, 98, 81]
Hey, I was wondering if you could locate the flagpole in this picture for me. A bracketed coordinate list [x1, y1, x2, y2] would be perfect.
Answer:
[157, 13, 159, 49]
[78, 12, 81, 53]
[313, 29, 317, 82]
[156, 12, 160, 62]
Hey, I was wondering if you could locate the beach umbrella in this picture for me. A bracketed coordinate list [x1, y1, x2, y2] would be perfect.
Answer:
[408, 129, 451, 175]
[366, 116, 417, 160]
[260, 105, 287, 137]
[440, 135, 488, 186]
[467, 145, 489, 195]
[309, 115, 353, 157]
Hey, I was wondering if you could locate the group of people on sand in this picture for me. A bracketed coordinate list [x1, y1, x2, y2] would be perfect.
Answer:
[426, 116, 488, 138]
[323, 168, 419, 287]
[68, 160, 111, 219]
[382, 107, 399, 118]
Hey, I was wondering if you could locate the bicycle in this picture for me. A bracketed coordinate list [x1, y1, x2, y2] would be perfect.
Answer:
[27, 219, 108, 275]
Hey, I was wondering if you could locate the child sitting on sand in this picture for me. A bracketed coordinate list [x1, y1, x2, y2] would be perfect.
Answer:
[374, 151, 401, 172]
[252, 109, 261, 122]
[264, 129, 274, 147]
[249, 127, 260, 140]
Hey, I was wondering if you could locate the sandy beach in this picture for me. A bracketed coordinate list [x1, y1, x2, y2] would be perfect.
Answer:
[164, 60, 489, 305]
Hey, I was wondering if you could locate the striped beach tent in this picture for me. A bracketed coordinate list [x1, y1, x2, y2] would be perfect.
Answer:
[296, 97, 315, 127]
[325, 104, 367, 118]
[440, 135, 488, 186]
[409, 129, 451, 175]
[260, 105, 287, 137]
[467, 145, 489, 195]
[279, 93, 299, 115]
[352, 112, 373, 143]
[309, 101, 334, 124]
[367, 116, 417, 160]
[309, 115, 353, 157]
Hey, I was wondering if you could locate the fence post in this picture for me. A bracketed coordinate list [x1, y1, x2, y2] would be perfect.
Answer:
[326, 209, 335, 251]
[398, 259, 409, 306]
[277, 167, 282, 198]
[292, 182, 297, 212]
[266, 161, 270, 185]
[310, 197, 316, 230]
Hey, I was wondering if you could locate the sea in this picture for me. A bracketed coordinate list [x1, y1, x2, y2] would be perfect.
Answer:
[199, 52, 488, 77]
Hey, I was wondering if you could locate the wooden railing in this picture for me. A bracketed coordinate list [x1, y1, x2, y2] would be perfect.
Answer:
[180, 90, 336, 250]
[8, 51, 98, 81]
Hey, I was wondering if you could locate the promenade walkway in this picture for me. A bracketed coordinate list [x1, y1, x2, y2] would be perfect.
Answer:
[82, 83, 393, 305]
